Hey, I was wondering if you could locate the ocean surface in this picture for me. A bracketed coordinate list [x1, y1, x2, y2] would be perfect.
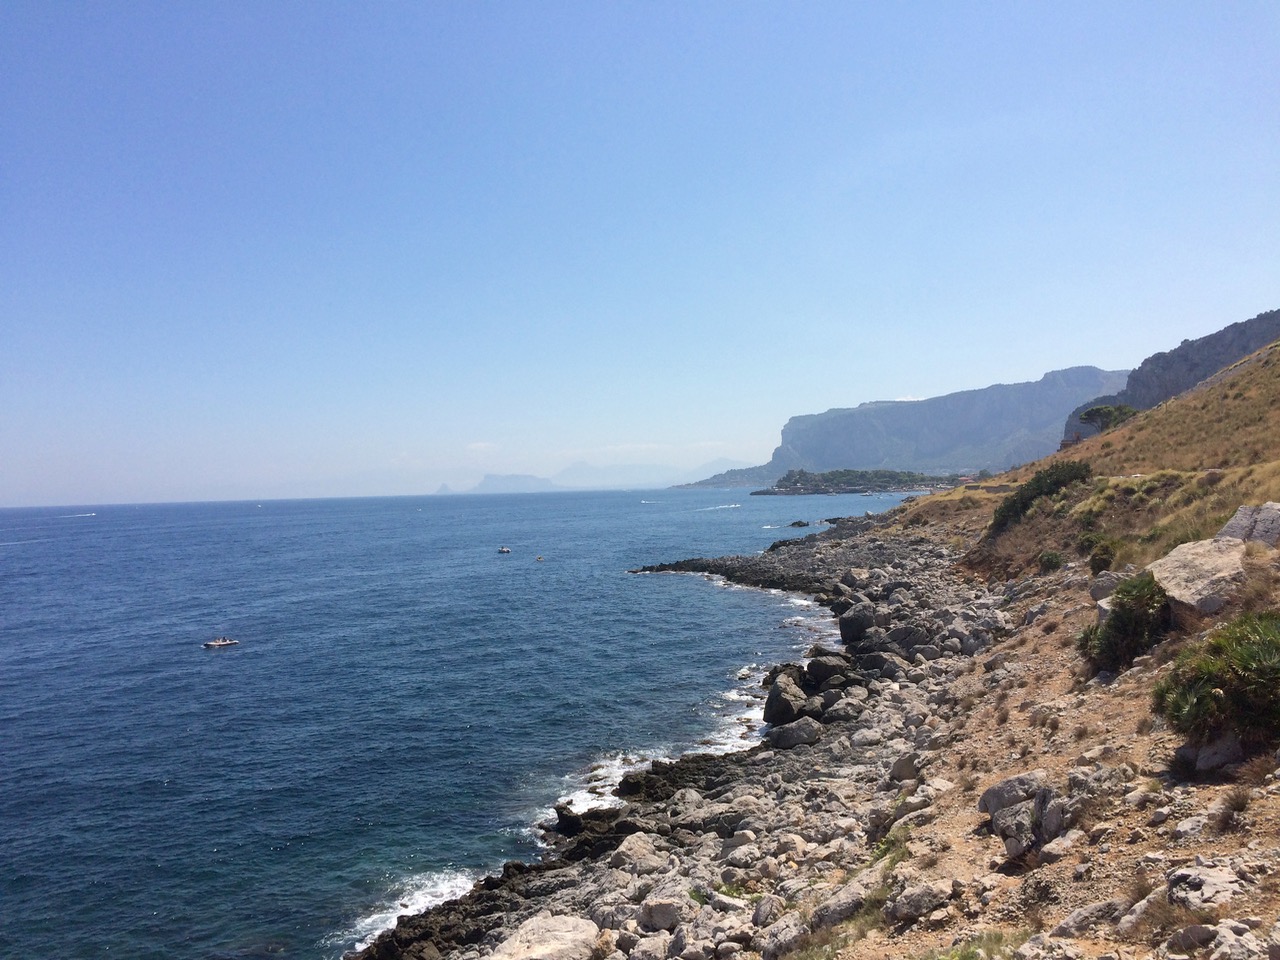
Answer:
[0, 489, 907, 959]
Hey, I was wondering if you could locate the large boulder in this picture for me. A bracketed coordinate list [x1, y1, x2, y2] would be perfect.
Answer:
[838, 602, 877, 645]
[763, 675, 807, 726]
[1147, 538, 1246, 615]
[766, 716, 823, 749]
[978, 770, 1050, 817]
[1216, 502, 1280, 547]
[491, 913, 600, 960]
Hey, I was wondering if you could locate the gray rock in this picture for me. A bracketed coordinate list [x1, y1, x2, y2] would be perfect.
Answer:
[1197, 731, 1245, 772]
[762, 676, 807, 727]
[1174, 815, 1209, 840]
[491, 913, 601, 960]
[1167, 863, 1248, 908]
[838, 602, 877, 644]
[610, 833, 666, 875]
[629, 932, 672, 960]
[752, 912, 808, 960]
[992, 798, 1039, 858]
[1049, 898, 1128, 937]
[766, 716, 823, 750]
[884, 881, 950, 923]
[1205, 921, 1267, 960]
[890, 752, 920, 782]
[810, 881, 867, 930]
[978, 769, 1050, 817]
[1089, 571, 1131, 601]
[751, 894, 786, 929]
[1165, 924, 1219, 952]
[1147, 538, 1247, 615]
[638, 897, 685, 932]
[1013, 934, 1085, 959]
[1216, 502, 1280, 547]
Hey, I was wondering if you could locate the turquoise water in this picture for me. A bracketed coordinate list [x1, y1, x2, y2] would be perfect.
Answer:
[0, 489, 904, 958]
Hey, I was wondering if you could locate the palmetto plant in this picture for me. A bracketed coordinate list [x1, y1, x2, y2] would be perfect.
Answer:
[1152, 612, 1280, 743]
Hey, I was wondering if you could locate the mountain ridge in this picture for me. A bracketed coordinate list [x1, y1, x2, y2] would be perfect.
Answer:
[688, 366, 1128, 487]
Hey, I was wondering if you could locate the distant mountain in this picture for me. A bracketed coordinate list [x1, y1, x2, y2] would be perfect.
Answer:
[552, 459, 751, 490]
[466, 474, 562, 494]
[689, 366, 1129, 487]
[1063, 307, 1280, 440]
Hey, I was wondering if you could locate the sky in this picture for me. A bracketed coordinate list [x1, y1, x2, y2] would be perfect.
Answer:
[2, 2, 1278, 506]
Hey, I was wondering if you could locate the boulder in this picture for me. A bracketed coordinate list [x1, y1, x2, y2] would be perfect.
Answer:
[751, 894, 787, 929]
[978, 770, 1050, 817]
[1196, 731, 1245, 773]
[884, 881, 950, 923]
[752, 912, 808, 960]
[838, 602, 877, 644]
[1167, 863, 1248, 908]
[1049, 898, 1128, 937]
[491, 913, 601, 960]
[762, 676, 807, 726]
[1147, 538, 1247, 615]
[1216, 502, 1280, 547]
[1089, 570, 1131, 601]
[629, 932, 672, 960]
[810, 881, 867, 930]
[638, 897, 684, 932]
[805, 655, 852, 687]
[766, 716, 823, 749]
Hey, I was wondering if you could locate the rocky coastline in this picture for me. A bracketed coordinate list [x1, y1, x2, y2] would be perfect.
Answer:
[352, 514, 1280, 960]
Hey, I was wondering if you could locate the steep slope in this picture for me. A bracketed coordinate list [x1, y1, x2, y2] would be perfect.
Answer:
[906, 336, 1280, 578]
[1063, 307, 1280, 439]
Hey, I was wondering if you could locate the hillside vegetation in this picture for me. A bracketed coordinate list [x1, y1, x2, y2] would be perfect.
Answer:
[895, 338, 1280, 580]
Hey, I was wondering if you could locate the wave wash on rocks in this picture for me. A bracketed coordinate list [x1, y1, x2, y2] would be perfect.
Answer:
[353, 516, 1017, 960]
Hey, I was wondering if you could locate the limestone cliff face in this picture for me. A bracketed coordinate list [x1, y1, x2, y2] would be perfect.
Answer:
[764, 366, 1128, 477]
[1064, 307, 1280, 439]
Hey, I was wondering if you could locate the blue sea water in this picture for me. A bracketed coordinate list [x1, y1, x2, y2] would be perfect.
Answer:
[0, 489, 907, 959]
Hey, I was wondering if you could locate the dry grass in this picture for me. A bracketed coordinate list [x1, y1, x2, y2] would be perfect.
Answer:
[958, 338, 1280, 579]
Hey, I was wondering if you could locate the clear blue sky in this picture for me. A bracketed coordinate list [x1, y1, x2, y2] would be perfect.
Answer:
[3, 2, 1277, 506]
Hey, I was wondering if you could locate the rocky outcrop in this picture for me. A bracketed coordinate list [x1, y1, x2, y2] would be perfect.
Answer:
[690, 366, 1129, 486]
[1147, 538, 1247, 615]
[1064, 307, 1280, 439]
[1217, 502, 1280, 547]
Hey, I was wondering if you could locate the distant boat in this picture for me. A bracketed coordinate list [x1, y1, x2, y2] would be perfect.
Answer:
[498, 546, 511, 554]
[202, 637, 239, 650]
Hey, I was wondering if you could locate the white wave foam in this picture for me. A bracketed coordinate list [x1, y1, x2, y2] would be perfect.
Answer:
[331, 868, 478, 955]
[57, 512, 96, 518]
[557, 751, 657, 813]
[696, 504, 740, 511]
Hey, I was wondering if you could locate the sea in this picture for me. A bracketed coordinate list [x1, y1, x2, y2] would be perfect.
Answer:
[0, 488, 908, 960]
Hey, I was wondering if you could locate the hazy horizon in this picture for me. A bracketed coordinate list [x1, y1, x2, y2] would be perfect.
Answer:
[4, 3, 1278, 507]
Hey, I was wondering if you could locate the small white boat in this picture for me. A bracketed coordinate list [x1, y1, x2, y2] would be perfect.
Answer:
[203, 637, 240, 650]
[498, 546, 511, 554]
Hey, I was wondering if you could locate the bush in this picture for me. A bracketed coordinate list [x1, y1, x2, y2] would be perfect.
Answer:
[1077, 572, 1171, 672]
[1152, 612, 1280, 744]
[989, 461, 1092, 537]
[1089, 540, 1116, 575]
[1038, 550, 1065, 573]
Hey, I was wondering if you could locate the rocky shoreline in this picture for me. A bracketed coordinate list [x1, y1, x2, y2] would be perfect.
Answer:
[352, 514, 1280, 960]
[352, 516, 1013, 960]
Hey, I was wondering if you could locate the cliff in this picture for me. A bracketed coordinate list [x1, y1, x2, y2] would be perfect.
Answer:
[693, 367, 1127, 488]
[1063, 307, 1280, 440]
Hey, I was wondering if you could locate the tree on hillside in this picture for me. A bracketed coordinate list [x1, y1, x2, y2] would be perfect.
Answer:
[1079, 404, 1137, 435]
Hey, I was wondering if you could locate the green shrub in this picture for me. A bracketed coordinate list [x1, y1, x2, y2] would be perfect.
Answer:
[1077, 572, 1171, 672]
[1089, 541, 1116, 575]
[1152, 612, 1280, 744]
[1038, 550, 1065, 573]
[989, 461, 1092, 537]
